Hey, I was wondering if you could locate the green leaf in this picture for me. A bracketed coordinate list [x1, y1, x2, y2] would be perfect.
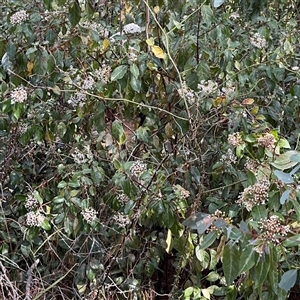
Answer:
[43, 0, 51, 9]
[274, 170, 294, 184]
[251, 205, 267, 221]
[195, 246, 210, 269]
[111, 65, 127, 81]
[112, 120, 126, 145]
[136, 126, 149, 142]
[41, 219, 51, 231]
[226, 285, 237, 300]
[199, 231, 217, 250]
[283, 234, 300, 247]
[253, 257, 270, 289]
[223, 241, 239, 285]
[206, 271, 219, 282]
[69, 1, 81, 28]
[130, 76, 141, 92]
[130, 64, 140, 78]
[280, 189, 290, 204]
[271, 150, 299, 170]
[268, 245, 278, 294]
[278, 270, 297, 292]
[239, 245, 256, 274]
[213, 0, 225, 8]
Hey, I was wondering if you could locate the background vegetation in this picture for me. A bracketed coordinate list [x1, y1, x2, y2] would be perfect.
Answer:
[1, 0, 300, 299]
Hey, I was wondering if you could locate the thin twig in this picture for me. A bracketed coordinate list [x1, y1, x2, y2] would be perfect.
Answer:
[25, 259, 40, 300]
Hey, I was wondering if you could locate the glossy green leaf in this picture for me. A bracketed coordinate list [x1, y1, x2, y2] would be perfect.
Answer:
[253, 257, 270, 289]
[278, 269, 297, 292]
[251, 205, 267, 221]
[271, 151, 299, 170]
[223, 241, 239, 285]
[112, 120, 126, 145]
[280, 189, 290, 204]
[239, 245, 256, 274]
[195, 246, 210, 269]
[69, 1, 81, 27]
[213, 0, 225, 8]
[111, 65, 127, 81]
[199, 231, 217, 250]
[130, 64, 140, 78]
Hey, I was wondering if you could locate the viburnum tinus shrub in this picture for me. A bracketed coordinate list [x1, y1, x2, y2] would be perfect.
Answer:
[1, 0, 300, 299]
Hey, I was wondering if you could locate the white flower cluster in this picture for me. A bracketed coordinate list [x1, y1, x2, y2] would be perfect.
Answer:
[236, 179, 270, 211]
[112, 213, 131, 228]
[245, 157, 259, 173]
[221, 82, 235, 95]
[68, 92, 87, 107]
[128, 47, 138, 62]
[10, 10, 29, 25]
[26, 211, 45, 227]
[10, 87, 28, 104]
[71, 145, 93, 164]
[25, 194, 39, 211]
[221, 149, 237, 166]
[81, 207, 97, 224]
[94, 65, 111, 84]
[82, 76, 95, 90]
[257, 133, 276, 151]
[258, 215, 289, 245]
[130, 160, 147, 178]
[117, 193, 130, 204]
[178, 82, 197, 105]
[197, 80, 218, 95]
[228, 132, 243, 147]
[123, 23, 141, 34]
[250, 33, 267, 49]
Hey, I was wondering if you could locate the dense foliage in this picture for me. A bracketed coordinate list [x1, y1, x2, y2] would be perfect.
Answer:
[1, 0, 300, 299]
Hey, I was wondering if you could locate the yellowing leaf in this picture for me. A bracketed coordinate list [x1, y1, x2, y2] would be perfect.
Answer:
[27, 61, 34, 74]
[151, 45, 165, 59]
[166, 229, 172, 253]
[103, 39, 110, 50]
[153, 6, 160, 14]
[242, 98, 254, 105]
[146, 38, 155, 47]
[251, 106, 259, 115]
[212, 96, 226, 107]
[202, 288, 211, 299]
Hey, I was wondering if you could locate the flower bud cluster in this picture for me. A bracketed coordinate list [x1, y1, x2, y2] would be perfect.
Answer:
[258, 215, 289, 245]
[236, 179, 270, 211]
[130, 160, 147, 178]
[25, 194, 39, 211]
[10, 10, 29, 25]
[250, 33, 267, 49]
[81, 207, 97, 224]
[10, 87, 28, 104]
[257, 133, 276, 151]
[26, 211, 45, 227]
[82, 76, 95, 90]
[94, 65, 112, 84]
[197, 80, 218, 95]
[123, 23, 141, 34]
[117, 193, 130, 204]
[178, 82, 197, 105]
[71, 145, 93, 165]
[221, 149, 237, 166]
[228, 132, 243, 147]
[112, 213, 131, 228]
